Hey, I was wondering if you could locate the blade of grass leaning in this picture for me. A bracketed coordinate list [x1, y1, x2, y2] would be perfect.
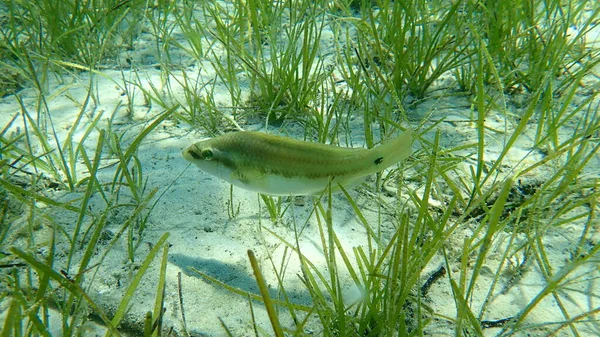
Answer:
[322, 184, 348, 334]
[144, 311, 153, 337]
[477, 207, 522, 321]
[31, 212, 56, 330]
[76, 211, 109, 281]
[311, 195, 344, 306]
[1, 299, 20, 337]
[107, 232, 170, 334]
[472, 40, 487, 198]
[450, 278, 486, 335]
[151, 239, 170, 337]
[78, 133, 109, 203]
[263, 247, 301, 326]
[247, 294, 259, 337]
[66, 129, 105, 272]
[247, 249, 284, 337]
[111, 132, 142, 202]
[61, 80, 95, 185]
[219, 317, 235, 337]
[466, 178, 513, 299]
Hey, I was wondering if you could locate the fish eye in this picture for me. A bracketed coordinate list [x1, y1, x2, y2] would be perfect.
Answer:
[201, 148, 213, 160]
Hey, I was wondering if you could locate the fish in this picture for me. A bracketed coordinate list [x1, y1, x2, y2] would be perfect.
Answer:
[182, 130, 412, 196]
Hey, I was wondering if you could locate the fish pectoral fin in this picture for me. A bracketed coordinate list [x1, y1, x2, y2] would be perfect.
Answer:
[231, 167, 265, 185]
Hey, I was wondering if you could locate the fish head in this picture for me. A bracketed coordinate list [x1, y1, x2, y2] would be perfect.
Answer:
[182, 138, 235, 180]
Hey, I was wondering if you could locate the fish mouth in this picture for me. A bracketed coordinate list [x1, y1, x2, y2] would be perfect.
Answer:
[182, 146, 196, 162]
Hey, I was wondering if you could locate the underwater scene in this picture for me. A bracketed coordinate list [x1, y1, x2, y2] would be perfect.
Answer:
[0, 0, 599, 336]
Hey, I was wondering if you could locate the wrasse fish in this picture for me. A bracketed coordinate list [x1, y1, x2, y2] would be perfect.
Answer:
[182, 130, 412, 196]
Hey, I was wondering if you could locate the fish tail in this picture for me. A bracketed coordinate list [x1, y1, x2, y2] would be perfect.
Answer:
[366, 129, 412, 174]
